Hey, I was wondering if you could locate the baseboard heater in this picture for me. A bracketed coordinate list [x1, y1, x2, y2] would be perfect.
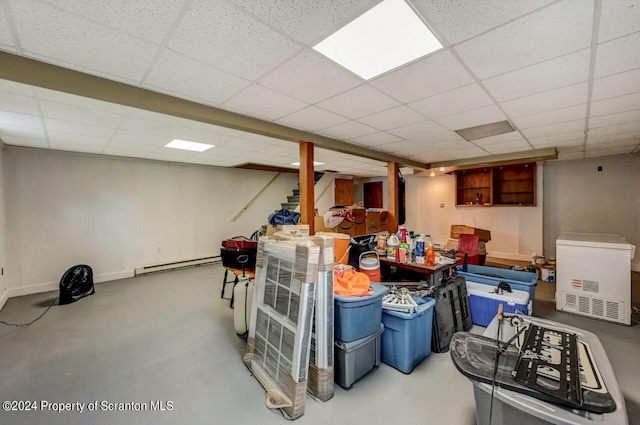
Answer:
[135, 256, 220, 276]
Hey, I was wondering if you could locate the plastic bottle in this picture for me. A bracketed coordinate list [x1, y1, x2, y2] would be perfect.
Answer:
[387, 234, 399, 260]
[425, 235, 435, 266]
[415, 234, 425, 264]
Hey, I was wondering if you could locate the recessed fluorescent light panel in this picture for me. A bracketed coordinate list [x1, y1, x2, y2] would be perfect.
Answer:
[291, 161, 325, 166]
[165, 139, 214, 152]
[313, 0, 442, 80]
[455, 121, 516, 141]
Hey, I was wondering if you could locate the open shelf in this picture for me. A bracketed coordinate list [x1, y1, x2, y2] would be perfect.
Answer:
[455, 162, 536, 207]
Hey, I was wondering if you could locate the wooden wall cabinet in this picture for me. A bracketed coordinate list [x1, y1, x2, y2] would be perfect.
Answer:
[455, 162, 536, 207]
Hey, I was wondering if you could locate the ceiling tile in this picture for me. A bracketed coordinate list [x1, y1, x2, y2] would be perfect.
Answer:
[111, 129, 170, 146]
[409, 83, 494, 119]
[388, 120, 461, 145]
[230, 0, 379, 45]
[41, 0, 186, 43]
[319, 121, 378, 140]
[44, 118, 116, 139]
[0, 80, 35, 97]
[598, 0, 640, 43]
[589, 110, 640, 128]
[435, 105, 507, 131]
[590, 92, 640, 117]
[0, 6, 15, 50]
[430, 139, 485, 153]
[349, 131, 402, 147]
[36, 87, 134, 114]
[435, 145, 489, 159]
[118, 116, 176, 138]
[47, 131, 109, 147]
[455, 0, 593, 79]
[48, 140, 104, 154]
[531, 138, 584, 149]
[483, 49, 590, 101]
[39, 100, 125, 128]
[223, 84, 308, 121]
[0, 123, 46, 139]
[374, 140, 418, 154]
[413, 149, 453, 163]
[145, 150, 196, 162]
[259, 49, 362, 104]
[0, 92, 40, 115]
[501, 83, 588, 118]
[584, 147, 637, 158]
[11, 0, 158, 82]
[587, 132, 640, 146]
[412, 0, 555, 44]
[483, 140, 532, 154]
[0, 134, 48, 148]
[511, 104, 587, 130]
[144, 49, 251, 105]
[105, 139, 162, 153]
[370, 50, 474, 103]
[595, 32, 640, 78]
[316, 85, 401, 119]
[0, 111, 42, 129]
[277, 106, 348, 131]
[588, 122, 640, 137]
[592, 68, 640, 101]
[102, 147, 151, 159]
[168, 0, 301, 80]
[521, 119, 586, 139]
[528, 131, 586, 147]
[358, 105, 426, 130]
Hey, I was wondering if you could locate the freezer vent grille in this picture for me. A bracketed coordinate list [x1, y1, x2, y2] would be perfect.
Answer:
[579, 296, 590, 314]
[559, 291, 625, 324]
[606, 301, 619, 320]
[592, 298, 604, 317]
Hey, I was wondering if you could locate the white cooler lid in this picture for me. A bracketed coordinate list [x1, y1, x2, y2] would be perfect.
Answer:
[556, 232, 634, 249]
[466, 281, 530, 304]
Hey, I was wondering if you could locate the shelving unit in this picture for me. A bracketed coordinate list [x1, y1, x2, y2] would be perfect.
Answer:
[455, 163, 536, 207]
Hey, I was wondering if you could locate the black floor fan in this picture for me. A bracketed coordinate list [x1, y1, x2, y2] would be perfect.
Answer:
[59, 265, 95, 305]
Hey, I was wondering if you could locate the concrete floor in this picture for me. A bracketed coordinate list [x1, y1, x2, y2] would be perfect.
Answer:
[0, 263, 638, 425]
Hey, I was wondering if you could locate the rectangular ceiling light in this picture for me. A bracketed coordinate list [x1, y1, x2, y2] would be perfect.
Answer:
[313, 0, 442, 80]
[165, 139, 214, 152]
[455, 120, 516, 141]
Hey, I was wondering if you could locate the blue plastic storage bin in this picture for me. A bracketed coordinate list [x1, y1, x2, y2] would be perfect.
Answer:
[334, 283, 388, 343]
[454, 265, 538, 313]
[466, 282, 530, 327]
[381, 297, 436, 374]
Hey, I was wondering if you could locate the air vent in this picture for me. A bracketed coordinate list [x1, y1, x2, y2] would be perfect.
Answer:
[592, 298, 604, 317]
[579, 296, 590, 314]
[606, 301, 620, 320]
[455, 120, 516, 141]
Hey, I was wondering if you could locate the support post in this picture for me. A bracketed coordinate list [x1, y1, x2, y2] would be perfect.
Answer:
[299, 142, 315, 235]
[388, 162, 399, 233]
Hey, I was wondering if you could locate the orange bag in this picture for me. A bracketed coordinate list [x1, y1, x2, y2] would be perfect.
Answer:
[334, 269, 373, 297]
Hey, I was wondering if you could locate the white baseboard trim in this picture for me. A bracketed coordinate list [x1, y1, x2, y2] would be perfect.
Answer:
[0, 288, 9, 312]
[1, 269, 135, 309]
[486, 252, 532, 262]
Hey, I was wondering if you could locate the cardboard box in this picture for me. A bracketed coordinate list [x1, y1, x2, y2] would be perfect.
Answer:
[450, 225, 491, 242]
[314, 216, 337, 233]
[266, 224, 310, 236]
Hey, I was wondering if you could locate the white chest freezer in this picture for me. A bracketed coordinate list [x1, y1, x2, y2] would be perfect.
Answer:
[556, 233, 636, 325]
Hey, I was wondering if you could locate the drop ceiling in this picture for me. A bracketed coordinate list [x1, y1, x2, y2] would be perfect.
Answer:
[0, 0, 639, 176]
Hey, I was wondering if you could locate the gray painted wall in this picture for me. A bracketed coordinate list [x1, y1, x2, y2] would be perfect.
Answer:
[543, 155, 640, 270]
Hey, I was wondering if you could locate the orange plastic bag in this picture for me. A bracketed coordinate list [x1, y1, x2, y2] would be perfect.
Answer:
[334, 269, 373, 297]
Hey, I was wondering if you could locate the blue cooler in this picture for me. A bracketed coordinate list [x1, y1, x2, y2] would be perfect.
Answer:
[454, 265, 538, 313]
[334, 283, 388, 343]
[466, 281, 530, 327]
[381, 297, 436, 374]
